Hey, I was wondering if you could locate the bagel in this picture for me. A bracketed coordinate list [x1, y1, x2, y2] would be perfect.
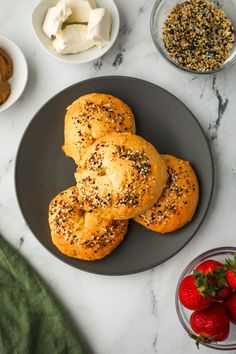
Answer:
[62, 93, 135, 164]
[134, 154, 199, 233]
[74, 133, 168, 220]
[48, 186, 128, 260]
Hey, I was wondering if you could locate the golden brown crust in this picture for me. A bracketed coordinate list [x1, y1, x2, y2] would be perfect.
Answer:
[74, 133, 168, 220]
[48, 186, 128, 260]
[62, 93, 136, 165]
[134, 154, 199, 233]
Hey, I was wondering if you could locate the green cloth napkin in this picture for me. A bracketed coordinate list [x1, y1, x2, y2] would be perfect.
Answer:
[0, 235, 91, 354]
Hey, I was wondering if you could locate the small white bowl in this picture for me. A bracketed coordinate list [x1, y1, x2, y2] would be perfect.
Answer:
[31, 0, 120, 64]
[0, 36, 28, 113]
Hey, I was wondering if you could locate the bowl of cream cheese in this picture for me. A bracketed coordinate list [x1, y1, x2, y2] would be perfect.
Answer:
[31, 0, 120, 64]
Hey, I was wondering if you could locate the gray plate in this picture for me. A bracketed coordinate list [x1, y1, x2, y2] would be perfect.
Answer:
[15, 76, 214, 275]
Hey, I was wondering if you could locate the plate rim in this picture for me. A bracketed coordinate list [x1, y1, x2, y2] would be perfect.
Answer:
[14, 75, 215, 276]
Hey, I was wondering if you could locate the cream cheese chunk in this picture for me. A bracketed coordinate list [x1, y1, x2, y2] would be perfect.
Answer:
[42, 2, 72, 38]
[87, 8, 112, 48]
[59, 0, 96, 23]
[52, 24, 94, 54]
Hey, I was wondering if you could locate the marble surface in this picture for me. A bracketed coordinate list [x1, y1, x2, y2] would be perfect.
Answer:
[1, 0, 236, 353]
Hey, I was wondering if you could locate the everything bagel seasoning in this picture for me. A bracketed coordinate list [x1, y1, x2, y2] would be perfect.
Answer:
[162, 0, 235, 71]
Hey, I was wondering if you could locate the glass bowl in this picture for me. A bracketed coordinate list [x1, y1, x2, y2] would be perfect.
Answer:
[175, 247, 236, 350]
[150, 0, 236, 74]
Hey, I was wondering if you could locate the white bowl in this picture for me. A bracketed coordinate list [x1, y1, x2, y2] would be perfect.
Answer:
[31, 0, 120, 64]
[0, 36, 28, 113]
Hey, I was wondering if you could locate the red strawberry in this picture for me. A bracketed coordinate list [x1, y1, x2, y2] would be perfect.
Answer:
[195, 259, 224, 274]
[179, 275, 214, 310]
[215, 286, 232, 301]
[206, 274, 231, 301]
[225, 254, 236, 288]
[195, 259, 230, 301]
[225, 292, 236, 324]
[226, 270, 236, 288]
[190, 302, 230, 348]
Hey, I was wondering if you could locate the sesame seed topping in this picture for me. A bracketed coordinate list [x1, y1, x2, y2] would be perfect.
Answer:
[162, 0, 235, 71]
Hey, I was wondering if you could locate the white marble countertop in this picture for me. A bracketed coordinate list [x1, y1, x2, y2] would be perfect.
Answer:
[1, 0, 236, 353]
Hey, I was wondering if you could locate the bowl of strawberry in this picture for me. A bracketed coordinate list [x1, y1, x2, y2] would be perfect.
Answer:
[176, 247, 236, 350]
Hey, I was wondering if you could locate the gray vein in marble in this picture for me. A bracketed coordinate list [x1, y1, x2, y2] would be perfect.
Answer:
[212, 75, 216, 91]
[208, 76, 229, 141]
[0, 158, 13, 181]
[107, 0, 150, 71]
[118, 1, 148, 37]
[150, 269, 158, 354]
[119, 24, 132, 35]
[215, 89, 228, 120]
[19, 237, 24, 248]
[231, 168, 236, 182]
[93, 57, 103, 71]
[152, 334, 158, 354]
[113, 46, 126, 67]
[151, 287, 158, 316]
[231, 168, 236, 184]
[138, 4, 148, 14]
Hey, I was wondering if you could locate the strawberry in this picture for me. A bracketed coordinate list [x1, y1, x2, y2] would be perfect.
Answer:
[195, 259, 224, 274]
[179, 275, 214, 310]
[215, 286, 232, 301]
[195, 259, 230, 301]
[226, 270, 236, 288]
[190, 302, 230, 348]
[225, 254, 236, 288]
[207, 272, 231, 301]
[225, 292, 236, 324]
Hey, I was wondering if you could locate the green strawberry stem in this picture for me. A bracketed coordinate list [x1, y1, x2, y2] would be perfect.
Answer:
[193, 270, 215, 297]
[211, 266, 228, 289]
[189, 333, 216, 349]
[194, 264, 230, 296]
[225, 253, 236, 272]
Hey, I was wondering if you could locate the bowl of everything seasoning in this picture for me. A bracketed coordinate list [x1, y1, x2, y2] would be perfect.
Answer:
[150, 0, 236, 73]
